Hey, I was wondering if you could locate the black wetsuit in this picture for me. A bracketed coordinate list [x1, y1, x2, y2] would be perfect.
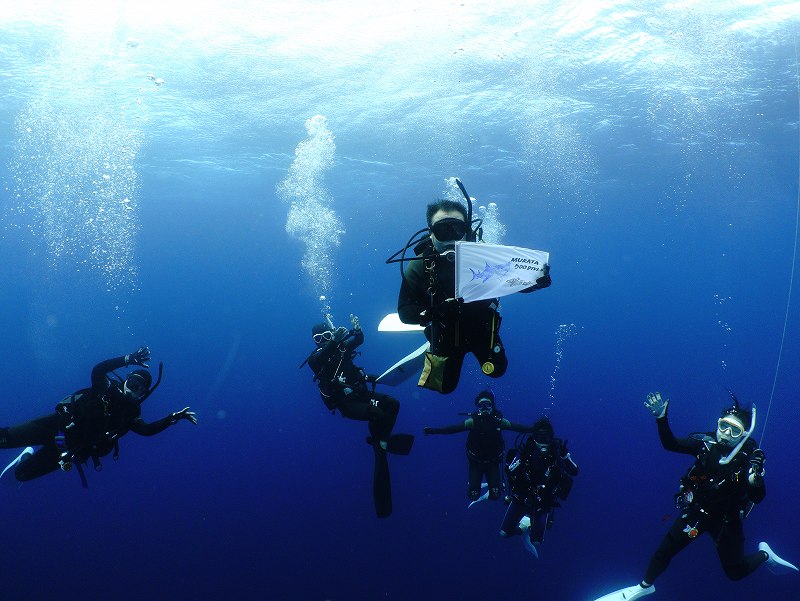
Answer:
[307, 328, 399, 443]
[501, 438, 578, 544]
[397, 239, 506, 394]
[643, 412, 767, 583]
[426, 411, 535, 501]
[306, 327, 402, 518]
[0, 356, 176, 482]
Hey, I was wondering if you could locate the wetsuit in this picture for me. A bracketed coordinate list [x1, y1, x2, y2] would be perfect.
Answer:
[397, 239, 506, 394]
[0, 356, 177, 482]
[500, 438, 578, 545]
[306, 327, 403, 518]
[307, 328, 399, 444]
[426, 411, 535, 501]
[642, 412, 767, 583]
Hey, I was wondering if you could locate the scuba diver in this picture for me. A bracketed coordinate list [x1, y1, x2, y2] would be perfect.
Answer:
[593, 391, 798, 601]
[390, 180, 550, 394]
[423, 388, 539, 503]
[0, 347, 197, 487]
[303, 313, 414, 518]
[499, 415, 578, 559]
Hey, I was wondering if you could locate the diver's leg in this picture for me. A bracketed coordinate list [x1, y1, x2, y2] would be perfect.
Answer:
[424, 320, 464, 394]
[370, 393, 399, 440]
[335, 397, 370, 421]
[715, 518, 766, 580]
[467, 459, 483, 501]
[336, 396, 385, 448]
[530, 508, 548, 544]
[486, 331, 508, 377]
[0, 414, 60, 448]
[14, 443, 60, 481]
[372, 442, 392, 518]
[367, 395, 413, 455]
[499, 499, 527, 537]
[486, 461, 502, 500]
[472, 324, 507, 379]
[642, 516, 696, 585]
[439, 351, 465, 394]
[345, 395, 393, 517]
[330, 396, 392, 516]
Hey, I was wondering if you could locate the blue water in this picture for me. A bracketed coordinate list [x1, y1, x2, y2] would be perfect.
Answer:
[1, 2, 799, 600]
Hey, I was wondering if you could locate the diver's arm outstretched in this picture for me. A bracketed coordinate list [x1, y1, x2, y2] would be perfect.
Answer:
[424, 419, 470, 435]
[501, 419, 537, 433]
[130, 407, 197, 436]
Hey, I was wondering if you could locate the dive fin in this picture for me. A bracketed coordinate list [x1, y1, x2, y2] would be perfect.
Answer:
[467, 482, 489, 508]
[0, 447, 33, 480]
[386, 434, 414, 455]
[759, 542, 799, 574]
[522, 536, 539, 559]
[373, 447, 392, 518]
[366, 434, 415, 456]
[592, 584, 655, 601]
[468, 489, 489, 509]
[378, 313, 425, 332]
[375, 342, 430, 386]
[516, 516, 539, 558]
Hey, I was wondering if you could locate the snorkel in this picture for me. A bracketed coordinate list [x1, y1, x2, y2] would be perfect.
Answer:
[454, 178, 474, 242]
[718, 404, 756, 465]
[454, 178, 482, 242]
[135, 362, 164, 406]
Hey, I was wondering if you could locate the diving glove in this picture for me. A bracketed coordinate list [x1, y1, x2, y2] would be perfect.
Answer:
[535, 264, 551, 289]
[645, 392, 668, 419]
[748, 448, 765, 485]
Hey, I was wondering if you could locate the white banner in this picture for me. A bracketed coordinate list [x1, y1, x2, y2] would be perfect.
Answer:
[455, 241, 549, 303]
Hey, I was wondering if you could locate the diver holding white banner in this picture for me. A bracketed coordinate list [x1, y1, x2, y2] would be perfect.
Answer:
[387, 179, 551, 394]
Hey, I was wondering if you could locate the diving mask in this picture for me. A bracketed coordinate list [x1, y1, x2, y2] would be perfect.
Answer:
[717, 415, 745, 444]
[477, 399, 493, 414]
[533, 430, 553, 447]
[313, 330, 334, 344]
[430, 218, 467, 242]
[124, 374, 148, 398]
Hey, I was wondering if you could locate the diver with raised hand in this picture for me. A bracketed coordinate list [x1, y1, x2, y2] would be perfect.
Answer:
[423, 388, 539, 504]
[392, 184, 550, 394]
[304, 313, 414, 518]
[0, 347, 197, 487]
[593, 391, 797, 601]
